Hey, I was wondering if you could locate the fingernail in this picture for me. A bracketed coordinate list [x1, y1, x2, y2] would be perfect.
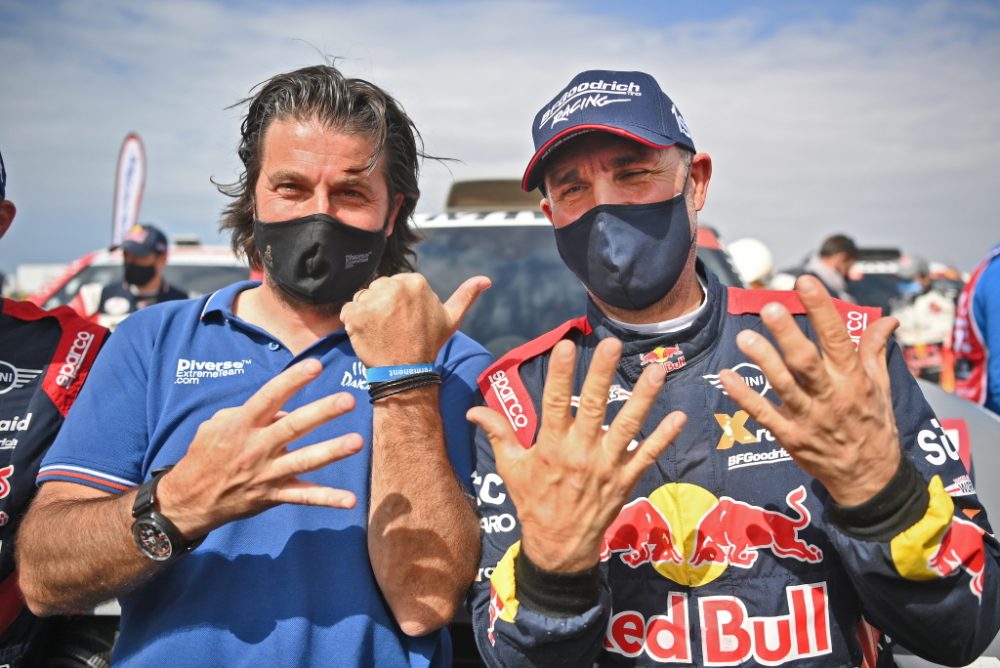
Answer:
[646, 365, 666, 385]
[762, 303, 784, 319]
[738, 331, 757, 346]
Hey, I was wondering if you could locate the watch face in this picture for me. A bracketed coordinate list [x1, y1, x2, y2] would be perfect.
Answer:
[133, 518, 174, 561]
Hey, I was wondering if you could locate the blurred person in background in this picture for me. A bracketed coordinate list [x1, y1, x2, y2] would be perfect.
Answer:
[953, 242, 1000, 415]
[726, 237, 773, 289]
[70, 223, 188, 331]
[801, 233, 859, 302]
[890, 254, 956, 385]
[0, 147, 110, 666]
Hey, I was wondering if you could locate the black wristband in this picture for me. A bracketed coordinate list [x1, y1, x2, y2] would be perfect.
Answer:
[514, 549, 601, 617]
[828, 455, 929, 541]
[368, 371, 441, 402]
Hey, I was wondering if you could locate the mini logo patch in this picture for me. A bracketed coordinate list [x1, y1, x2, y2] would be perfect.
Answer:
[0, 361, 42, 395]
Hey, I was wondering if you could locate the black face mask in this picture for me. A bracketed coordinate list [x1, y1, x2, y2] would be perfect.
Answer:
[124, 262, 157, 287]
[253, 213, 387, 305]
[554, 191, 695, 310]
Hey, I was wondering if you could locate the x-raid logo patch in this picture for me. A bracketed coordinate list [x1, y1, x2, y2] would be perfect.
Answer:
[714, 410, 792, 470]
[539, 78, 642, 130]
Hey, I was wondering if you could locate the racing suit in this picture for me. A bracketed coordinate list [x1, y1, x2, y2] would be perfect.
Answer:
[70, 279, 188, 332]
[953, 243, 1000, 414]
[0, 299, 107, 664]
[469, 269, 1000, 667]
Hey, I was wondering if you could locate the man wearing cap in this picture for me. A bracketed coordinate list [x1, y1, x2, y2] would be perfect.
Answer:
[466, 70, 1000, 666]
[70, 223, 188, 331]
[0, 148, 110, 665]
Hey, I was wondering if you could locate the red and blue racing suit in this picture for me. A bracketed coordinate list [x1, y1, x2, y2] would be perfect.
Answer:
[0, 299, 107, 664]
[469, 269, 999, 667]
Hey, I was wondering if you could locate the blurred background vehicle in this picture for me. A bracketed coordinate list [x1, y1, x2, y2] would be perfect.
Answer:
[27, 240, 253, 311]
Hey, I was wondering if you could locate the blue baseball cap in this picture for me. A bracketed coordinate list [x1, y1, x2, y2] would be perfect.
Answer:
[521, 70, 696, 192]
[0, 147, 6, 200]
[121, 224, 168, 257]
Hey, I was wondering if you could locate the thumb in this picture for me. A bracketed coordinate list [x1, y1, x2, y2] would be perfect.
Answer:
[444, 276, 491, 328]
[467, 405, 522, 465]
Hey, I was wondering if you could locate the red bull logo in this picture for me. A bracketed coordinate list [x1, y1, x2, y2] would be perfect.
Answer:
[639, 346, 686, 373]
[601, 498, 682, 567]
[690, 486, 823, 568]
[600, 482, 823, 587]
[604, 583, 832, 663]
[928, 516, 986, 601]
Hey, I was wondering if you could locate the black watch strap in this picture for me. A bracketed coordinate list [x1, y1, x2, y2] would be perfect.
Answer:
[131, 466, 204, 560]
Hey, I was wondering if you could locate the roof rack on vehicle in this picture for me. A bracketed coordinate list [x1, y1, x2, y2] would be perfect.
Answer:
[445, 179, 539, 212]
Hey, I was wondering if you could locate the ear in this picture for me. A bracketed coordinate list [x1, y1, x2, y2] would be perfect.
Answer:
[0, 201, 16, 241]
[540, 196, 554, 224]
[385, 193, 404, 238]
[690, 152, 713, 212]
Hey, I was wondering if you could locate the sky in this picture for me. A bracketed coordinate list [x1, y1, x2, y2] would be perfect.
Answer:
[1, 0, 999, 276]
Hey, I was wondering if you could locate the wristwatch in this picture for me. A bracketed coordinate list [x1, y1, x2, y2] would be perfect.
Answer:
[131, 466, 204, 562]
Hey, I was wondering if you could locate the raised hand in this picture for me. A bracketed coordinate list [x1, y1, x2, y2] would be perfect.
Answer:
[341, 274, 491, 367]
[159, 358, 363, 539]
[468, 337, 687, 573]
[719, 275, 901, 506]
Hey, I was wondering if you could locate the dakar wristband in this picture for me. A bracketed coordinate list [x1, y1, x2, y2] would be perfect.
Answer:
[365, 364, 436, 384]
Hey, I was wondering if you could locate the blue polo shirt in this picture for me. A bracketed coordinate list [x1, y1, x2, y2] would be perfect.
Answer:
[39, 281, 491, 667]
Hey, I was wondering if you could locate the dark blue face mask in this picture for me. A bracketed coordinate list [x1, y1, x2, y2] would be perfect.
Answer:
[554, 187, 695, 311]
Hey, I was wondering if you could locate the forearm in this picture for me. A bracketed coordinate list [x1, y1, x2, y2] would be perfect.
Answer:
[369, 385, 480, 636]
[16, 485, 158, 615]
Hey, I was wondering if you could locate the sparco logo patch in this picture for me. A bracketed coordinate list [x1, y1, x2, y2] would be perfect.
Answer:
[56, 331, 96, 388]
[539, 79, 642, 130]
[845, 310, 869, 350]
[0, 360, 42, 394]
[488, 370, 528, 431]
[175, 358, 251, 385]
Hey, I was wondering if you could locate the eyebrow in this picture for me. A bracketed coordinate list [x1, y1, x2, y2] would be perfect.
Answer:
[549, 150, 652, 188]
[267, 169, 374, 189]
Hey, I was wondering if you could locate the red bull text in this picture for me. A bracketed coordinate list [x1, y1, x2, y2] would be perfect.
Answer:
[604, 583, 832, 664]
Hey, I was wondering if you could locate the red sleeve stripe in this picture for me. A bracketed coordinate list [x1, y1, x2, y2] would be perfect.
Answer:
[36, 468, 134, 493]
